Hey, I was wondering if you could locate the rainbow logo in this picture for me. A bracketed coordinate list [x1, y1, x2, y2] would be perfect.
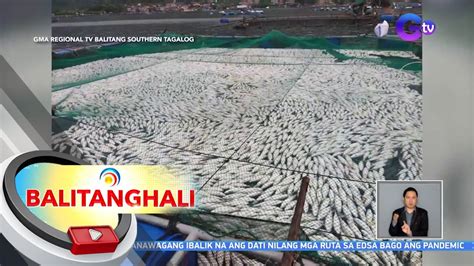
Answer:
[100, 168, 121, 187]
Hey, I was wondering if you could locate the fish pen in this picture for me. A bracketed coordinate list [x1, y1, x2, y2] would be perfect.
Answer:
[52, 32, 422, 264]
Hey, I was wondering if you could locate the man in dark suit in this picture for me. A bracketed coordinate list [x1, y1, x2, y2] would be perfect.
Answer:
[389, 187, 429, 237]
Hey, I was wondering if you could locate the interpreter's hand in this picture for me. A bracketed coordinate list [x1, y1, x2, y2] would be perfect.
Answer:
[392, 213, 399, 224]
[401, 221, 412, 236]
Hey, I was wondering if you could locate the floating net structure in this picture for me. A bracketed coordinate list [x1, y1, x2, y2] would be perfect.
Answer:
[52, 30, 421, 70]
[52, 31, 422, 264]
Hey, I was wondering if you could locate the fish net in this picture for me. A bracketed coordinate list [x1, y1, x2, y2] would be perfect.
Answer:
[51, 32, 423, 265]
[53, 30, 421, 71]
[52, 31, 421, 93]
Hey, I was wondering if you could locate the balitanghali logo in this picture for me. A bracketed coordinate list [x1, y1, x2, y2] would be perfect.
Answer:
[396, 13, 436, 42]
[25, 166, 195, 209]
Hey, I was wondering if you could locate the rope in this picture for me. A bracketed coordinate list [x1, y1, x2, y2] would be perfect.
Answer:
[400, 61, 421, 71]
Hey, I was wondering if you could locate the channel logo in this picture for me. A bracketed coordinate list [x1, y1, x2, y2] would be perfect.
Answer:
[100, 167, 121, 186]
[396, 13, 436, 42]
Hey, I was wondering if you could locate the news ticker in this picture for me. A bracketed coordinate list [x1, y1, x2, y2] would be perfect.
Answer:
[133, 240, 474, 252]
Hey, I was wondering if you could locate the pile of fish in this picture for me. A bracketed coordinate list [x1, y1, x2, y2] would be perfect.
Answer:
[336, 49, 419, 60]
[53, 56, 165, 91]
[52, 48, 422, 264]
[198, 251, 264, 265]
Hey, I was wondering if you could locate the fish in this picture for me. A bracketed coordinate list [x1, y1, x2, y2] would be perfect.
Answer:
[52, 48, 422, 265]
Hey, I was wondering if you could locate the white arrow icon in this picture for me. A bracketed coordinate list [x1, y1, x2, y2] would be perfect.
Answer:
[88, 229, 102, 241]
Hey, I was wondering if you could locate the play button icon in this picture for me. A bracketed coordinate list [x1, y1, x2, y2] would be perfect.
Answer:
[68, 226, 119, 255]
[89, 229, 102, 241]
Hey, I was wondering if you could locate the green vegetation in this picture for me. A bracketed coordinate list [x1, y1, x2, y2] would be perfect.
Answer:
[86, 4, 127, 14]
[53, 0, 167, 15]
[254, 0, 272, 8]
